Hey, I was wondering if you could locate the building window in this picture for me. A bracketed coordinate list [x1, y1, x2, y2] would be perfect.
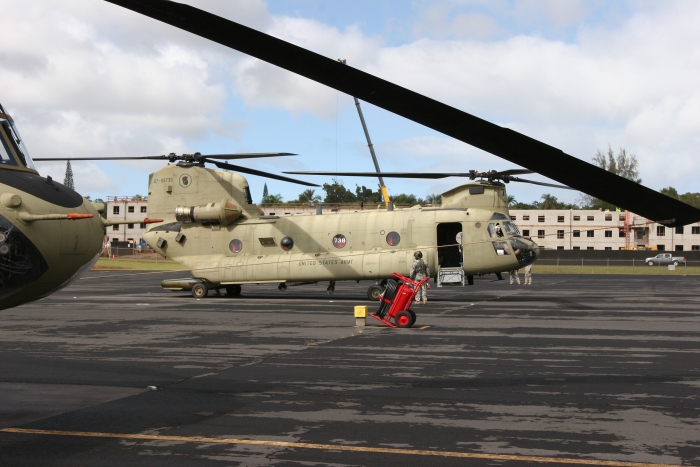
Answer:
[112, 225, 119, 231]
[537, 230, 545, 239]
[523, 215, 530, 221]
[657, 226, 665, 236]
[128, 206, 134, 213]
[538, 215, 545, 223]
[605, 247, 612, 250]
[112, 206, 120, 215]
[587, 216, 594, 221]
[510, 216, 516, 221]
[676, 226, 684, 234]
[557, 246, 564, 250]
[139, 223, 146, 229]
[587, 246, 594, 250]
[619, 214, 625, 221]
[605, 230, 612, 238]
[522, 229, 530, 236]
[557, 216, 565, 223]
[587, 230, 594, 238]
[605, 214, 612, 221]
[573, 216, 580, 221]
[127, 223, 134, 229]
[573, 246, 580, 250]
[619, 230, 625, 237]
[675, 245, 684, 251]
[141, 206, 147, 213]
[557, 230, 564, 239]
[692, 226, 700, 234]
[692, 245, 700, 250]
[573, 230, 580, 237]
[657, 245, 665, 251]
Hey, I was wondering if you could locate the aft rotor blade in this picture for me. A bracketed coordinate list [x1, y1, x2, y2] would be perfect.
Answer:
[496, 169, 534, 177]
[207, 160, 319, 187]
[203, 153, 296, 160]
[105, 0, 700, 226]
[285, 171, 470, 179]
[507, 177, 575, 190]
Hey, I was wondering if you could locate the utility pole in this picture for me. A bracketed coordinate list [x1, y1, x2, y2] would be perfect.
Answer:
[338, 58, 390, 207]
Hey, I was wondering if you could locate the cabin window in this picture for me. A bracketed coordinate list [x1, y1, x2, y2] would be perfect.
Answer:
[280, 236, 294, 251]
[492, 241, 511, 255]
[386, 232, 400, 246]
[229, 239, 243, 253]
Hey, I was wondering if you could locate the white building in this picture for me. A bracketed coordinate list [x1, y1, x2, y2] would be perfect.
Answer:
[106, 196, 149, 243]
[510, 209, 700, 251]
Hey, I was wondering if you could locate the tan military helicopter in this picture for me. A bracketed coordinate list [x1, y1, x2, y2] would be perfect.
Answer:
[42, 0, 700, 305]
[0, 102, 165, 311]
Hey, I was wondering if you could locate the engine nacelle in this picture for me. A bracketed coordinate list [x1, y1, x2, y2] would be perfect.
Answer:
[175, 198, 242, 226]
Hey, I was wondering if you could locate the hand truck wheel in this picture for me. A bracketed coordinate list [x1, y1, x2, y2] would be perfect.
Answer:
[395, 310, 413, 328]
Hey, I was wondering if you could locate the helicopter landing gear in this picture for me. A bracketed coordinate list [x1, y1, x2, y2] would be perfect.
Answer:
[367, 284, 384, 300]
[327, 281, 336, 295]
[495, 272, 504, 281]
[278, 282, 287, 291]
[192, 283, 208, 298]
[225, 284, 241, 297]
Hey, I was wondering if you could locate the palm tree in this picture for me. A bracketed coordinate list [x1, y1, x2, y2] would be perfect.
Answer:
[298, 189, 321, 203]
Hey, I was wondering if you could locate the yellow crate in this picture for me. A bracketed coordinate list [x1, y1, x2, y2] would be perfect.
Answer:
[354, 305, 368, 318]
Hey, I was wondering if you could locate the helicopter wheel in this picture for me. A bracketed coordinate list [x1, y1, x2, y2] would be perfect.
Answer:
[367, 285, 384, 300]
[225, 284, 242, 297]
[395, 311, 413, 328]
[192, 283, 208, 298]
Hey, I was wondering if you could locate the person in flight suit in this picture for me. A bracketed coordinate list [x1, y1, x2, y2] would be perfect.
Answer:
[509, 269, 520, 285]
[410, 251, 430, 305]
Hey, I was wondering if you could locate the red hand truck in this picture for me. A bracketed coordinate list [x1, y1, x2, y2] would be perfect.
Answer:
[370, 272, 430, 328]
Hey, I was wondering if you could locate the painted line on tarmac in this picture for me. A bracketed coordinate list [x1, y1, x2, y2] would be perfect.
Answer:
[0, 428, 685, 467]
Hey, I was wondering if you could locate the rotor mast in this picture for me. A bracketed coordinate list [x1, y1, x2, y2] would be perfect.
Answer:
[339, 59, 390, 207]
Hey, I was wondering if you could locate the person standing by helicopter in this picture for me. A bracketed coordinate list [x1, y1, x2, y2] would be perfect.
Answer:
[410, 251, 430, 305]
[508, 269, 520, 285]
[524, 262, 534, 285]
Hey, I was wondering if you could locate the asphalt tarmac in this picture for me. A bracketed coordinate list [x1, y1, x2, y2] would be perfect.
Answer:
[1, 272, 699, 466]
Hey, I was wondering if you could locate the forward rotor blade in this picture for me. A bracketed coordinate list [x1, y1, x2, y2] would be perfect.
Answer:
[496, 169, 534, 177]
[105, 0, 700, 226]
[203, 153, 296, 160]
[34, 156, 171, 161]
[507, 177, 575, 190]
[285, 171, 469, 179]
[208, 160, 319, 187]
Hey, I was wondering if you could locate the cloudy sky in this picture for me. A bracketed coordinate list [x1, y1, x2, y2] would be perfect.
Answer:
[1, 0, 699, 205]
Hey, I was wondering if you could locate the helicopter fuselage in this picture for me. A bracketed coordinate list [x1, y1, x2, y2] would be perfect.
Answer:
[144, 164, 538, 287]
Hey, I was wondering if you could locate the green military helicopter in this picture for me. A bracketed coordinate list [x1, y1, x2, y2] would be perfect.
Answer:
[0, 102, 165, 311]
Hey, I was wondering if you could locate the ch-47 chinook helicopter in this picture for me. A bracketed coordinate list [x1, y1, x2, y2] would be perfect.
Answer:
[88, 0, 700, 301]
[0, 102, 166, 311]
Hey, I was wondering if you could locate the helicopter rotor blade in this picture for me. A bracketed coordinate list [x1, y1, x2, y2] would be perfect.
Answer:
[34, 156, 172, 161]
[285, 171, 467, 179]
[506, 176, 575, 190]
[104, 0, 700, 226]
[203, 153, 296, 160]
[207, 159, 319, 187]
[495, 169, 534, 177]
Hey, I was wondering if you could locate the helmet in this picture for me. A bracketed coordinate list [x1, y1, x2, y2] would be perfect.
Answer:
[414, 251, 423, 259]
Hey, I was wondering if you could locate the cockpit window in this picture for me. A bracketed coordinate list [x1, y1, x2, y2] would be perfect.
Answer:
[0, 104, 37, 171]
[503, 221, 520, 236]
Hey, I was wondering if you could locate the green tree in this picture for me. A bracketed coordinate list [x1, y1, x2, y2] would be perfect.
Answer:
[391, 193, 423, 205]
[63, 161, 74, 190]
[579, 146, 642, 210]
[354, 185, 382, 203]
[261, 193, 284, 204]
[322, 181, 357, 203]
[297, 189, 321, 203]
[425, 193, 442, 206]
[261, 183, 269, 203]
[660, 186, 700, 209]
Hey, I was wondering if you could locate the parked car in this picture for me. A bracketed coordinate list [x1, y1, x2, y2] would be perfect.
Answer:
[645, 253, 686, 266]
